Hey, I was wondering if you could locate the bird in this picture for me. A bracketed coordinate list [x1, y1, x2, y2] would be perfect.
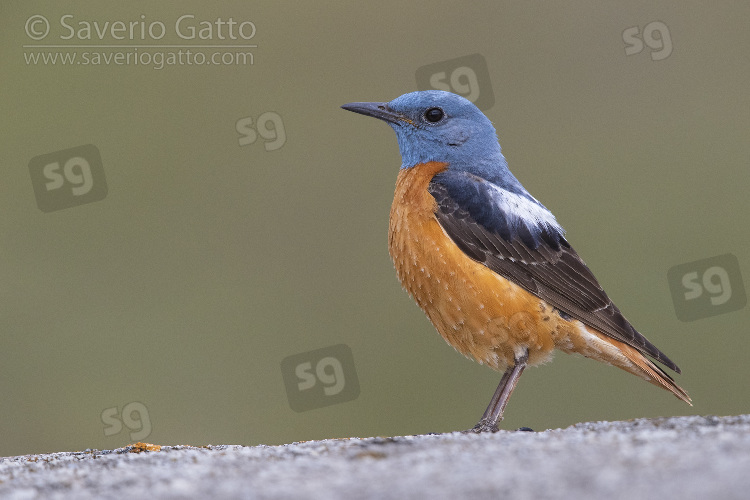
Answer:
[341, 90, 691, 432]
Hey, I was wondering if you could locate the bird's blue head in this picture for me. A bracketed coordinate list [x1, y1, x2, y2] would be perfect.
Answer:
[342, 90, 509, 177]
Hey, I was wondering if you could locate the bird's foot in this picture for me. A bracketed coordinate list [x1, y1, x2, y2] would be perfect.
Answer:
[463, 422, 534, 433]
[467, 418, 500, 433]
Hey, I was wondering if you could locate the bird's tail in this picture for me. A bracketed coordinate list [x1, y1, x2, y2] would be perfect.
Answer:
[569, 326, 692, 405]
[614, 339, 692, 405]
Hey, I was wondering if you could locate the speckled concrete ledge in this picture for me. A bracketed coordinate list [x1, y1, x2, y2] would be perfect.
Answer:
[1, 415, 748, 500]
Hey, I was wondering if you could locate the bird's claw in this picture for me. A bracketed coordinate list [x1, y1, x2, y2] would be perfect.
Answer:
[468, 419, 500, 433]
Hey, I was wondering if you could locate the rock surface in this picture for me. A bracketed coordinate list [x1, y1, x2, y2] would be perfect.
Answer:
[1, 415, 748, 499]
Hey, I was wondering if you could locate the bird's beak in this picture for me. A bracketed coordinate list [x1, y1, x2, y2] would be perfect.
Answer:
[341, 101, 410, 125]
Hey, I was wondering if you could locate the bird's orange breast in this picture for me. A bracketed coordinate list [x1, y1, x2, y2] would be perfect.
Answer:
[388, 162, 572, 370]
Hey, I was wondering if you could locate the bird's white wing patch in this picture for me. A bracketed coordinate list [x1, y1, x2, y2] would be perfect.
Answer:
[484, 182, 564, 234]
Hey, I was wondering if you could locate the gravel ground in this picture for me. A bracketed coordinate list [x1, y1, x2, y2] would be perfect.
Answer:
[1, 414, 748, 499]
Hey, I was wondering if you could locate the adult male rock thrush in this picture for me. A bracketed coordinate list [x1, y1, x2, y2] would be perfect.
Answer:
[342, 91, 690, 432]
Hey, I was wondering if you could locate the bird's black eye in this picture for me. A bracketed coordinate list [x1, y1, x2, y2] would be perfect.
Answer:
[424, 107, 444, 123]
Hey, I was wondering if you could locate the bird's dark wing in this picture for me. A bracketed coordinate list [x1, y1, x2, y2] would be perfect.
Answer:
[428, 170, 681, 374]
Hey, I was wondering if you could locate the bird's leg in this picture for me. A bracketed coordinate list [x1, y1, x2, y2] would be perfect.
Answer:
[470, 349, 529, 433]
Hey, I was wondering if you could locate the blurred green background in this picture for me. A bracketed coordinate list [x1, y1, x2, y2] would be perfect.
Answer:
[1, 2, 748, 457]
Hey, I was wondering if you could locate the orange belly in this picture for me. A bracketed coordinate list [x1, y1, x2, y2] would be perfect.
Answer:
[388, 161, 578, 370]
